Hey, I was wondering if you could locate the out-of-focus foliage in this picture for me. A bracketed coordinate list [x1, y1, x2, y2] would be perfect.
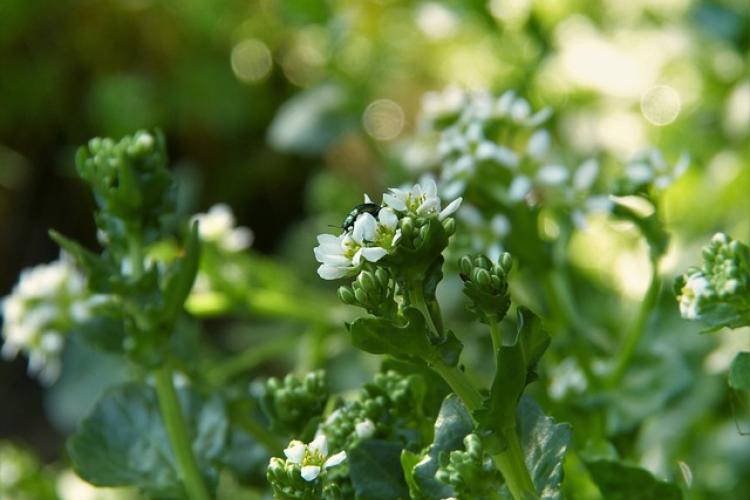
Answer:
[1, 0, 749, 499]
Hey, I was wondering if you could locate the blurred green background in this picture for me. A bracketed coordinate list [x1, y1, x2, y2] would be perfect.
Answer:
[0, 0, 748, 497]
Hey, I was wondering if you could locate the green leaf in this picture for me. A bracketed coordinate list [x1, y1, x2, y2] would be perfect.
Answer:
[400, 450, 424, 500]
[729, 351, 750, 391]
[349, 440, 410, 500]
[583, 459, 682, 500]
[348, 307, 432, 362]
[475, 307, 550, 436]
[162, 221, 202, 325]
[432, 330, 463, 367]
[516, 396, 571, 499]
[49, 229, 114, 292]
[67, 382, 227, 497]
[411, 394, 474, 499]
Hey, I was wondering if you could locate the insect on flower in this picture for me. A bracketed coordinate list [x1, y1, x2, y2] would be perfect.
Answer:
[341, 202, 382, 234]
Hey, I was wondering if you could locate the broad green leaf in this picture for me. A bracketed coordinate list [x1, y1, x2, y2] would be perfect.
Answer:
[400, 450, 424, 500]
[583, 459, 682, 500]
[729, 351, 750, 391]
[411, 394, 474, 499]
[67, 382, 227, 497]
[475, 307, 550, 436]
[516, 396, 571, 499]
[348, 307, 432, 362]
[349, 440, 410, 500]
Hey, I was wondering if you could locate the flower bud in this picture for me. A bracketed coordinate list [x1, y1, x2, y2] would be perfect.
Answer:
[400, 217, 415, 238]
[442, 217, 456, 236]
[357, 271, 378, 295]
[459, 256, 473, 276]
[337, 286, 356, 305]
[354, 287, 369, 305]
[500, 252, 513, 273]
[474, 268, 491, 287]
[374, 268, 390, 288]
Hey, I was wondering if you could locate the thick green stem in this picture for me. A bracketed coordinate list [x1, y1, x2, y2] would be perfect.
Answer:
[608, 261, 661, 386]
[492, 427, 536, 500]
[431, 361, 483, 411]
[488, 317, 503, 357]
[154, 366, 210, 500]
[409, 285, 440, 338]
[206, 334, 299, 384]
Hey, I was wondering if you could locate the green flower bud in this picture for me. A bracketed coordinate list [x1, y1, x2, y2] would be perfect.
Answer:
[676, 233, 750, 329]
[374, 268, 390, 288]
[500, 252, 513, 273]
[401, 217, 415, 238]
[442, 217, 456, 235]
[357, 271, 378, 295]
[435, 433, 502, 498]
[460, 253, 513, 324]
[260, 370, 329, 435]
[353, 287, 369, 305]
[337, 286, 356, 305]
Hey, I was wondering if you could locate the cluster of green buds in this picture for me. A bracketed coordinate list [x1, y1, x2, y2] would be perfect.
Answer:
[320, 371, 426, 452]
[675, 233, 750, 329]
[337, 267, 395, 317]
[260, 370, 329, 436]
[76, 130, 175, 250]
[50, 130, 200, 367]
[435, 433, 502, 498]
[267, 434, 346, 499]
[459, 253, 513, 324]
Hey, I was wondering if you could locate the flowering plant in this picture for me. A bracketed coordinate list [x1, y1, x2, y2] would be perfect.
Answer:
[1, 83, 746, 500]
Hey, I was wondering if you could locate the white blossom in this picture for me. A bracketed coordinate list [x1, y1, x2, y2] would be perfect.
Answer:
[191, 204, 254, 252]
[355, 419, 376, 439]
[679, 273, 711, 320]
[383, 177, 462, 221]
[1, 257, 89, 384]
[314, 199, 403, 280]
[281, 435, 346, 482]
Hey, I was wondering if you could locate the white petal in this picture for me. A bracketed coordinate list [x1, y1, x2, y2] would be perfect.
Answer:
[378, 207, 398, 229]
[383, 192, 407, 212]
[421, 177, 438, 197]
[352, 248, 363, 266]
[361, 247, 388, 262]
[525, 107, 553, 127]
[315, 253, 351, 267]
[439, 197, 463, 220]
[573, 159, 599, 191]
[537, 164, 569, 186]
[355, 419, 376, 439]
[284, 442, 305, 464]
[324, 451, 347, 468]
[527, 130, 550, 160]
[364, 193, 374, 203]
[317, 265, 352, 280]
[353, 213, 377, 243]
[301, 465, 321, 481]
[673, 153, 689, 178]
[508, 176, 532, 201]
[309, 434, 328, 457]
[317, 233, 341, 246]
[391, 229, 402, 246]
[494, 146, 520, 168]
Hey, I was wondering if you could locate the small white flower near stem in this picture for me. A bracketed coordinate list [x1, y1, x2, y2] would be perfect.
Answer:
[191, 204, 254, 252]
[679, 273, 711, 320]
[355, 418, 376, 439]
[282, 435, 346, 482]
[383, 178, 462, 221]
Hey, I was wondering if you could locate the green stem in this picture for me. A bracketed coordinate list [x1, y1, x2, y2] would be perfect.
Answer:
[232, 411, 285, 455]
[488, 317, 503, 356]
[430, 361, 483, 411]
[206, 334, 299, 385]
[154, 366, 210, 500]
[607, 261, 661, 386]
[492, 427, 536, 500]
[409, 285, 439, 338]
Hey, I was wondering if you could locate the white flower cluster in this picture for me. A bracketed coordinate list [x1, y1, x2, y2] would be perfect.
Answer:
[281, 434, 346, 482]
[314, 179, 461, 280]
[623, 149, 689, 190]
[678, 273, 711, 320]
[191, 204, 254, 252]
[1, 257, 90, 383]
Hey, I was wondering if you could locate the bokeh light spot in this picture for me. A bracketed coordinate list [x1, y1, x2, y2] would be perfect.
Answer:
[641, 85, 681, 126]
[362, 99, 405, 141]
[231, 39, 272, 84]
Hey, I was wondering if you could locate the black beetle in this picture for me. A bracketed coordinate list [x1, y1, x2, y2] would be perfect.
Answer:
[341, 203, 382, 234]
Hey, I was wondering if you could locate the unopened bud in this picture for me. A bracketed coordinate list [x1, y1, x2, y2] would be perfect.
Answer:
[338, 286, 356, 305]
[474, 268, 491, 287]
[459, 256, 473, 276]
[375, 268, 390, 288]
[401, 217, 415, 237]
[358, 271, 378, 294]
[354, 287, 368, 305]
[500, 252, 513, 273]
[442, 217, 456, 235]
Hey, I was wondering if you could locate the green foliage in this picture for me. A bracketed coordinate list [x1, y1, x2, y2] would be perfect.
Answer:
[729, 352, 750, 391]
[583, 459, 682, 500]
[67, 382, 227, 498]
[349, 440, 410, 500]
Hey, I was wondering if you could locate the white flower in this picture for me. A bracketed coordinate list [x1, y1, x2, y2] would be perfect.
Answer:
[527, 130, 551, 160]
[536, 164, 569, 186]
[314, 233, 363, 280]
[355, 419, 376, 439]
[383, 178, 462, 221]
[508, 175, 532, 201]
[1, 256, 88, 384]
[281, 435, 346, 482]
[191, 204, 254, 252]
[679, 273, 711, 320]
